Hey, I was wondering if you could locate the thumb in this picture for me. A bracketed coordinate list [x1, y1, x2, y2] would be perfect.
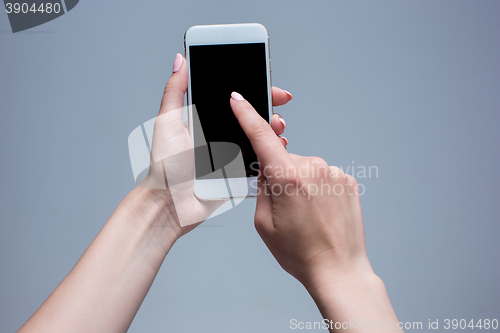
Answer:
[158, 53, 187, 117]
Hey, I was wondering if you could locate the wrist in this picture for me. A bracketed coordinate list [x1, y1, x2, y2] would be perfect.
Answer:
[303, 260, 378, 295]
[305, 267, 383, 302]
[304, 266, 402, 332]
[114, 186, 183, 256]
[299, 252, 375, 292]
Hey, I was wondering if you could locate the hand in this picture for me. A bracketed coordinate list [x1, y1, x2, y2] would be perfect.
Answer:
[230, 91, 372, 287]
[230, 92, 402, 332]
[140, 54, 292, 236]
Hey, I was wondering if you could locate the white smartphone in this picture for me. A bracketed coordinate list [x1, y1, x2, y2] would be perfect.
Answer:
[185, 23, 273, 200]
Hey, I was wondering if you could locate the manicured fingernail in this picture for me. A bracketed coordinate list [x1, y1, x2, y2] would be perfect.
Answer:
[172, 53, 183, 73]
[279, 117, 286, 129]
[280, 137, 288, 147]
[231, 91, 245, 101]
[283, 90, 293, 100]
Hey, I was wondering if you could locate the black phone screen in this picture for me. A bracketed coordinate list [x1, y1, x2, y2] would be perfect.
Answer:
[189, 42, 269, 180]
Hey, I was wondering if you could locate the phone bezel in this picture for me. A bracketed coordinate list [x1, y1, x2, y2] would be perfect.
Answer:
[184, 23, 272, 200]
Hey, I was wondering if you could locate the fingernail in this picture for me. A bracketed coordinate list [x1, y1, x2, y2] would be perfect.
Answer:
[280, 137, 288, 147]
[283, 90, 293, 101]
[172, 53, 183, 73]
[279, 117, 286, 129]
[231, 91, 245, 101]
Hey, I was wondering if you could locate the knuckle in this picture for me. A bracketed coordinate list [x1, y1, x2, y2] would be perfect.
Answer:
[346, 174, 358, 185]
[309, 156, 328, 167]
[346, 174, 361, 197]
[273, 165, 298, 185]
[247, 120, 271, 138]
[283, 174, 300, 186]
[294, 175, 308, 190]
[254, 213, 270, 234]
[304, 157, 331, 178]
[329, 166, 345, 179]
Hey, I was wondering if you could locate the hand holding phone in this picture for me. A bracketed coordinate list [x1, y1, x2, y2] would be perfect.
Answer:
[141, 26, 290, 228]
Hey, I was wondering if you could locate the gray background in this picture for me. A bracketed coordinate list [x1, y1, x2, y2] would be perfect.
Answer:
[1, 1, 499, 332]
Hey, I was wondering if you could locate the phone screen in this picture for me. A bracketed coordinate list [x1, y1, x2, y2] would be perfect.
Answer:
[189, 42, 269, 180]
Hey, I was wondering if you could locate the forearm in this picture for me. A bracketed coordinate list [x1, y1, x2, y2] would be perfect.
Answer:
[305, 270, 403, 333]
[19, 187, 181, 333]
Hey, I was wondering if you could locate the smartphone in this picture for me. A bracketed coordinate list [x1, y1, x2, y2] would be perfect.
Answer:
[185, 23, 272, 200]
